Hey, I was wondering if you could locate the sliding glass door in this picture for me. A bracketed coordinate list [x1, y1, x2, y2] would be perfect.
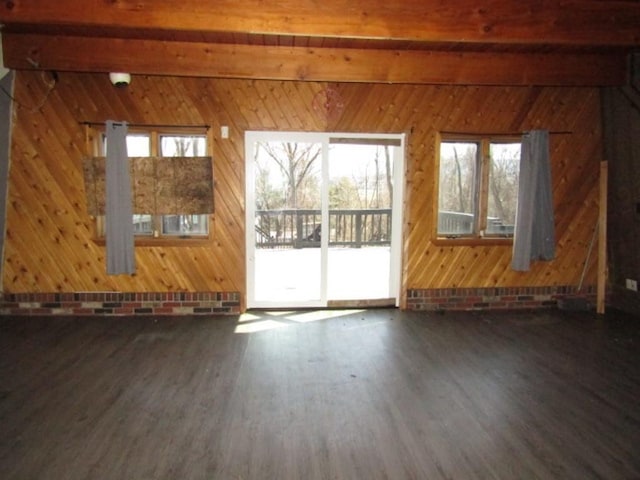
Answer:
[246, 132, 404, 309]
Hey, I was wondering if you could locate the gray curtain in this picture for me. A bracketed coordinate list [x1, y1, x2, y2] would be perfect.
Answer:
[512, 130, 556, 271]
[0, 71, 14, 289]
[105, 120, 135, 275]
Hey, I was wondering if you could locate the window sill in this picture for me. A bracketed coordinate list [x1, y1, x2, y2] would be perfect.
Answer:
[432, 237, 513, 247]
[93, 236, 212, 247]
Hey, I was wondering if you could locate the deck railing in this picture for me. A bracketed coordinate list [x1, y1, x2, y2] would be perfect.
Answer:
[438, 210, 514, 236]
[255, 208, 392, 248]
[438, 211, 475, 235]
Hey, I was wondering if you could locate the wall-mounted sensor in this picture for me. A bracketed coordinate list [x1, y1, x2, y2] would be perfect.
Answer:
[109, 72, 131, 87]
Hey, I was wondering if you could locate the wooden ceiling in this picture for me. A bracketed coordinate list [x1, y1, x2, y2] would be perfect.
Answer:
[1, 0, 639, 86]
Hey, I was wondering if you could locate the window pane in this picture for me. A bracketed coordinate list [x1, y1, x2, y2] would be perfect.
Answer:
[133, 214, 153, 235]
[160, 135, 207, 157]
[159, 135, 209, 236]
[112, 136, 152, 235]
[127, 134, 151, 156]
[486, 143, 520, 236]
[161, 215, 209, 236]
[101, 133, 150, 156]
[438, 142, 478, 235]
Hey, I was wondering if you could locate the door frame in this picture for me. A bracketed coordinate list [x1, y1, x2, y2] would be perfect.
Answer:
[245, 131, 405, 309]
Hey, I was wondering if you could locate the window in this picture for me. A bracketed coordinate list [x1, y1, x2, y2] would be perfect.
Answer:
[94, 129, 210, 240]
[436, 134, 520, 240]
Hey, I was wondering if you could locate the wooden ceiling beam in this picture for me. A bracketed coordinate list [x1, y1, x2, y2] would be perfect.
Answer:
[1, 0, 640, 47]
[1, 33, 627, 86]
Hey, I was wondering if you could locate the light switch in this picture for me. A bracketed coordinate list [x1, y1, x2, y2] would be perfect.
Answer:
[221, 125, 229, 139]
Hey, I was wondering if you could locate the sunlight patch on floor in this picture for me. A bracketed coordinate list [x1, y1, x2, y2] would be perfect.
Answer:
[234, 318, 289, 334]
[286, 309, 365, 323]
[235, 309, 365, 333]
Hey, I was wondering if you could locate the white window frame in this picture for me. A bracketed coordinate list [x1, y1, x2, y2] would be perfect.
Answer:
[435, 133, 521, 243]
[91, 127, 211, 243]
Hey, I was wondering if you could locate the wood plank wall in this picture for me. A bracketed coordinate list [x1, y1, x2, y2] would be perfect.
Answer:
[2, 72, 602, 303]
[602, 86, 640, 315]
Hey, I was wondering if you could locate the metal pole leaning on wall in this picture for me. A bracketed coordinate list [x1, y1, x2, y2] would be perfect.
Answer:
[597, 161, 608, 314]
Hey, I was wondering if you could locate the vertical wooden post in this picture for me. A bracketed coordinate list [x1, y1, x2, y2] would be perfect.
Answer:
[296, 212, 303, 246]
[355, 212, 363, 248]
[597, 161, 608, 314]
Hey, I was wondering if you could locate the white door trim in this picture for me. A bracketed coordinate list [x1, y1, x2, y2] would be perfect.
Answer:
[245, 131, 405, 309]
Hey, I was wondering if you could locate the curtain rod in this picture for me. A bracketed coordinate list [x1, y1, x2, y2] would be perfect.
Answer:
[80, 121, 210, 130]
[440, 130, 572, 136]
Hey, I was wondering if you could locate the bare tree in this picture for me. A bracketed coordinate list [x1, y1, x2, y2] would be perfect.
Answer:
[488, 145, 520, 224]
[372, 148, 381, 208]
[259, 142, 321, 209]
[169, 136, 204, 156]
[438, 143, 476, 215]
[384, 146, 393, 205]
[254, 147, 284, 211]
[452, 146, 466, 213]
[489, 160, 507, 221]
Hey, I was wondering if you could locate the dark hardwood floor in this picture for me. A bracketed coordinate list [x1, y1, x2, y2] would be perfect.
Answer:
[1, 308, 639, 479]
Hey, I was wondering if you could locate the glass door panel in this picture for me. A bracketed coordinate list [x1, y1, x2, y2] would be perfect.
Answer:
[327, 141, 395, 301]
[252, 139, 323, 304]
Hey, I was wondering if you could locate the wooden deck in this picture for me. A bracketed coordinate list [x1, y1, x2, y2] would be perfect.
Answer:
[254, 246, 392, 304]
[1, 309, 639, 479]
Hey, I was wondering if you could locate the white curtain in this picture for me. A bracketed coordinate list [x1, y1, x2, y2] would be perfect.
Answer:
[105, 120, 135, 275]
[512, 130, 556, 271]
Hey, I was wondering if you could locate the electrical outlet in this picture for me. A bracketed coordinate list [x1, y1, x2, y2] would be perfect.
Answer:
[626, 279, 638, 292]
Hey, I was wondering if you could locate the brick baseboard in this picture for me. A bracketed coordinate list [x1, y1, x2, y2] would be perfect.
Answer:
[0, 287, 601, 315]
[406, 285, 596, 311]
[0, 292, 240, 316]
